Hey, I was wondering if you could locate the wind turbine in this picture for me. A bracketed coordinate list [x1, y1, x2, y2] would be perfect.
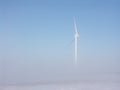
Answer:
[74, 18, 79, 65]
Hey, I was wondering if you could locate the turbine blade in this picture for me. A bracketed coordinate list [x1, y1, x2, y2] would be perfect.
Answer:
[74, 17, 78, 33]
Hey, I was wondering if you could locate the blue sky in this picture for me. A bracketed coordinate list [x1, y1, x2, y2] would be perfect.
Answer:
[0, 0, 120, 84]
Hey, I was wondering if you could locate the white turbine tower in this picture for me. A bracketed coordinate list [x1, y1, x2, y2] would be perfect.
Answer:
[74, 18, 79, 65]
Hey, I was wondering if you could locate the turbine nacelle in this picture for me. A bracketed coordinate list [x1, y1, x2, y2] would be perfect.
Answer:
[75, 33, 79, 38]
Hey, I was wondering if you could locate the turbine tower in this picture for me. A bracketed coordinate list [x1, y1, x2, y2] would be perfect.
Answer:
[74, 18, 79, 65]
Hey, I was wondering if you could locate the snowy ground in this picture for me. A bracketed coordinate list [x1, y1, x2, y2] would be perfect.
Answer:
[0, 81, 120, 90]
